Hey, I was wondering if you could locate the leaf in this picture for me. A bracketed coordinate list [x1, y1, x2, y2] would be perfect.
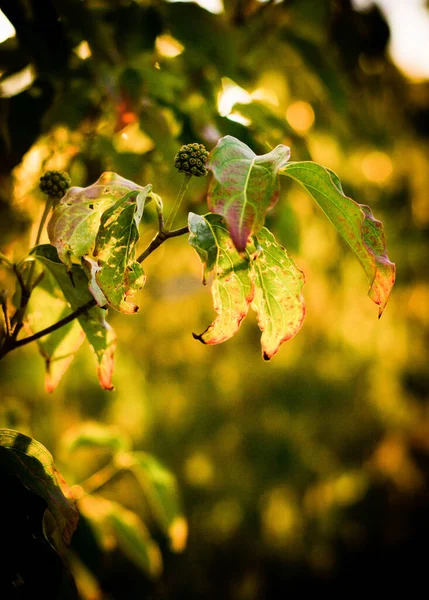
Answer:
[252, 228, 306, 360]
[47, 172, 151, 271]
[188, 212, 254, 345]
[91, 186, 151, 314]
[26, 268, 86, 393]
[79, 495, 162, 579]
[32, 245, 116, 390]
[0, 428, 79, 546]
[61, 422, 131, 454]
[130, 452, 187, 552]
[207, 135, 291, 251]
[281, 162, 395, 315]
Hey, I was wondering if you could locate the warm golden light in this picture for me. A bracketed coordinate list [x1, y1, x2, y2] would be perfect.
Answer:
[0, 10, 15, 43]
[74, 40, 92, 60]
[286, 100, 315, 134]
[155, 34, 184, 58]
[361, 150, 393, 184]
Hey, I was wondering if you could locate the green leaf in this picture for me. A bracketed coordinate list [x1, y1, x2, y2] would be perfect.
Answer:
[252, 228, 306, 360]
[47, 172, 150, 271]
[91, 186, 151, 314]
[0, 428, 79, 546]
[107, 502, 162, 578]
[130, 452, 187, 552]
[61, 422, 131, 454]
[188, 212, 254, 345]
[26, 267, 85, 393]
[80, 495, 162, 579]
[207, 135, 291, 251]
[32, 245, 116, 390]
[281, 162, 395, 315]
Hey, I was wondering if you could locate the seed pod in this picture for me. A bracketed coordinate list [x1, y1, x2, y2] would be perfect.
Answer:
[39, 171, 72, 198]
[174, 143, 209, 177]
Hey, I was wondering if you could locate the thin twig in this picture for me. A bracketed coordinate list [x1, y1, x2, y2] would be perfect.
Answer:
[136, 225, 189, 264]
[0, 298, 97, 357]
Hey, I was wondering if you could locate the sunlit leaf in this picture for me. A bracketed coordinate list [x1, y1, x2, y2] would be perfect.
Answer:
[91, 186, 151, 314]
[79, 495, 162, 579]
[32, 245, 116, 390]
[188, 212, 254, 345]
[26, 268, 85, 393]
[131, 452, 187, 552]
[61, 422, 131, 454]
[0, 428, 79, 546]
[47, 172, 150, 271]
[207, 135, 291, 251]
[252, 228, 306, 360]
[281, 162, 396, 315]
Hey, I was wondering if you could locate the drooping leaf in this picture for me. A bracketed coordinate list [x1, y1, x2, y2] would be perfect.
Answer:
[91, 186, 151, 314]
[130, 452, 187, 552]
[79, 495, 162, 579]
[32, 245, 116, 390]
[188, 212, 254, 345]
[281, 162, 395, 315]
[0, 428, 79, 546]
[252, 228, 306, 360]
[26, 267, 85, 393]
[47, 172, 151, 271]
[207, 135, 291, 251]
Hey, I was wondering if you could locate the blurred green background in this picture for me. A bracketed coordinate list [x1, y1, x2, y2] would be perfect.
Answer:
[1, 0, 429, 597]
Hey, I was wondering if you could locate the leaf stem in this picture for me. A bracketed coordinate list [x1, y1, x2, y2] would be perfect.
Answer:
[163, 173, 192, 232]
[136, 225, 189, 263]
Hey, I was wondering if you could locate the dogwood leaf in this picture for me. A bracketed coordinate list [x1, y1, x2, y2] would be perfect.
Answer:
[188, 212, 254, 344]
[252, 228, 305, 360]
[281, 162, 395, 315]
[207, 136, 290, 251]
[48, 172, 150, 270]
[32, 245, 116, 390]
[0, 428, 79, 546]
[91, 186, 151, 314]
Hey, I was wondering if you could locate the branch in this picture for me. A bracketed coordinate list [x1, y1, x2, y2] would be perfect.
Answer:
[0, 298, 97, 357]
[136, 225, 189, 263]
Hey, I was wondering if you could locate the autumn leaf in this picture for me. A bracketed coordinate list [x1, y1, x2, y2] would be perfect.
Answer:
[188, 212, 254, 345]
[252, 228, 305, 360]
[281, 162, 395, 315]
[91, 186, 151, 314]
[32, 245, 116, 390]
[48, 172, 151, 271]
[26, 268, 86, 393]
[207, 135, 290, 251]
[0, 428, 79, 546]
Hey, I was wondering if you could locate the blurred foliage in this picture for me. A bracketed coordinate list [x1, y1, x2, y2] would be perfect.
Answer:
[1, 0, 429, 597]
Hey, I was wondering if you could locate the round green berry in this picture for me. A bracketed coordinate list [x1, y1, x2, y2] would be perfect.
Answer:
[174, 143, 209, 177]
[39, 170, 71, 198]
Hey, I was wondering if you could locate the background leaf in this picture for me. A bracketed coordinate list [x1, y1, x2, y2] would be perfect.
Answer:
[78, 495, 162, 579]
[281, 161, 395, 315]
[252, 228, 306, 360]
[47, 173, 150, 270]
[26, 268, 85, 393]
[207, 136, 291, 251]
[32, 245, 116, 390]
[0, 428, 79, 546]
[130, 452, 187, 552]
[188, 212, 254, 345]
[92, 186, 151, 314]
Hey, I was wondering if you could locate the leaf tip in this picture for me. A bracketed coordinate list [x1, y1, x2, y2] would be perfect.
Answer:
[192, 331, 207, 344]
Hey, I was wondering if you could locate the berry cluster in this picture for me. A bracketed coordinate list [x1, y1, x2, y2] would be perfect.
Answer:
[39, 170, 71, 198]
[174, 143, 209, 177]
